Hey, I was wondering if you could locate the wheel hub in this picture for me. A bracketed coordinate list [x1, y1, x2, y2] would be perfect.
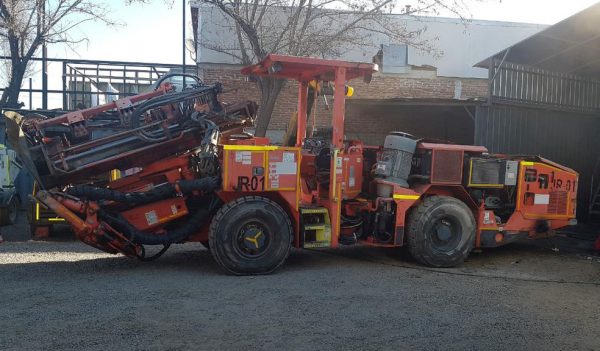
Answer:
[435, 220, 453, 241]
[430, 218, 460, 251]
[236, 222, 269, 257]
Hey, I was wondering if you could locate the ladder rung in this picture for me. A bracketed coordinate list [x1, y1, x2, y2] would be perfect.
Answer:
[300, 207, 328, 214]
[304, 224, 329, 230]
[303, 242, 331, 248]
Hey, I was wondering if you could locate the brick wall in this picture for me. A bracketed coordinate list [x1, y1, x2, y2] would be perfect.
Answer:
[344, 103, 476, 146]
[200, 64, 488, 142]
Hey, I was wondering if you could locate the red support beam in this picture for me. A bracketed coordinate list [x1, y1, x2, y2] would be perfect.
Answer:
[296, 81, 309, 147]
[332, 67, 346, 149]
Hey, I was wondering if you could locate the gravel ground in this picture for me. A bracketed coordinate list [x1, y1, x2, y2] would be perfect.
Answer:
[1, 213, 599, 351]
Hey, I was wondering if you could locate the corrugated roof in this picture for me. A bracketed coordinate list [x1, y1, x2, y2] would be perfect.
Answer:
[476, 3, 600, 78]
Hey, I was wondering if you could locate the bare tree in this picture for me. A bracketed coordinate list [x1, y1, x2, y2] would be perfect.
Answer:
[0, 0, 115, 108]
[198, 0, 473, 136]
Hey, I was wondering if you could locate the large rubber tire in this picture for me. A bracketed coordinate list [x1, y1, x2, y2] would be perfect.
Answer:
[407, 196, 476, 268]
[0, 197, 19, 225]
[209, 196, 293, 275]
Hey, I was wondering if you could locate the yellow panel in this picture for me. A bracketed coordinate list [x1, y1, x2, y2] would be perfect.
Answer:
[393, 194, 420, 200]
[223, 145, 282, 151]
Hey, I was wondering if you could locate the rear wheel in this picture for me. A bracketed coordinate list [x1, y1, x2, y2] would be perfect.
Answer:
[407, 196, 475, 267]
[209, 196, 293, 275]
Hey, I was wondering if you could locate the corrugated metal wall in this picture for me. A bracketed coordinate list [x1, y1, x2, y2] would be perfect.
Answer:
[489, 60, 600, 112]
[475, 105, 600, 219]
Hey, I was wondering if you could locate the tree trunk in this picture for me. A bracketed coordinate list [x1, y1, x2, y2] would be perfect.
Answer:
[0, 62, 26, 109]
[254, 76, 286, 137]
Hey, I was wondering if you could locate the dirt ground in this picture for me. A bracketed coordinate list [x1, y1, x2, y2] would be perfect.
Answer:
[1, 212, 599, 351]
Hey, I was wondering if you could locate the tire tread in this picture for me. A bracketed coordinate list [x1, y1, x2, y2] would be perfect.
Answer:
[208, 196, 293, 275]
[407, 195, 475, 267]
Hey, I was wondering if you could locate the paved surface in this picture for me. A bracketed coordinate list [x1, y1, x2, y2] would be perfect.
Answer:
[1, 213, 599, 351]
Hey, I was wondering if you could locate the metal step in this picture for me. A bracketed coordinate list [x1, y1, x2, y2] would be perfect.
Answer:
[300, 207, 331, 248]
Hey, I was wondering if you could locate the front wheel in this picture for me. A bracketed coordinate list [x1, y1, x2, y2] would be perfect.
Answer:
[407, 196, 476, 267]
[209, 196, 293, 275]
[0, 197, 19, 225]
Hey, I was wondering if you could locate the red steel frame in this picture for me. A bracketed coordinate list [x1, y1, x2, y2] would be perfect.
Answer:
[242, 55, 377, 248]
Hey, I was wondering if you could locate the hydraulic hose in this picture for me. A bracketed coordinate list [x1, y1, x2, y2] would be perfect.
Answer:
[66, 177, 220, 206]
[100, 206, 210, 245]
[137, 244, 171, 261]
[154, 73, 203, 87]
[69, 176, 219, 246]
[130, 83, 223, 128]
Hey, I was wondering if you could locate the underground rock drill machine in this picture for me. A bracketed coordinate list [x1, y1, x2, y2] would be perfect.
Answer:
[6, 55, 578, 274]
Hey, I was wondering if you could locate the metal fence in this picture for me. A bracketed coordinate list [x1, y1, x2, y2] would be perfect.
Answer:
[489, 59, 600, 113]
[0, 57, 196, 111]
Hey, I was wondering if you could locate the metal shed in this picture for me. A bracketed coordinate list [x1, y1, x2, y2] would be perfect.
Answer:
[475, 3, 600, 220]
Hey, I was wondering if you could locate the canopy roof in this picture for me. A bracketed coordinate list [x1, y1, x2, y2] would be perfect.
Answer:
[476, 3, 600, 78]
[241, 54, 378, 82]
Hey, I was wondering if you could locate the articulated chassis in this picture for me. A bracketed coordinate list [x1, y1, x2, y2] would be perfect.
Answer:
[6, 55, 579, 273]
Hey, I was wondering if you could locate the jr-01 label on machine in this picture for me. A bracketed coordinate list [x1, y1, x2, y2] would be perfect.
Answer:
[223, 146, 300, 192]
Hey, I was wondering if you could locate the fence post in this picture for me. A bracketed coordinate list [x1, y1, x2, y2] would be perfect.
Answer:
[28, 78, 33, 109]
[62, 62, 67, 110]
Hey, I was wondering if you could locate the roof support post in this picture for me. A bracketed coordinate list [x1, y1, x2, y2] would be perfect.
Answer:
[296, 80, 308, 147]
[326, 66, 347, 249]
[332, 67, 346, 149]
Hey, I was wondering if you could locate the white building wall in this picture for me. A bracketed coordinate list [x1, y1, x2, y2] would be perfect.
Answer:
[191, 3, 546, 79]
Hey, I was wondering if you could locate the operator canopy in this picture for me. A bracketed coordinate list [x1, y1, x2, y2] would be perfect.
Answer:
[241, 54, 378, 82]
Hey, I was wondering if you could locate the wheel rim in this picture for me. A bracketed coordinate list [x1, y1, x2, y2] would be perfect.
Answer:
[234, 221, 270, 259]
[429, 217, 461, 252]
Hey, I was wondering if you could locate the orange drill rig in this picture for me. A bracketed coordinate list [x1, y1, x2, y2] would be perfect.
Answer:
[6, 55, 578, 274]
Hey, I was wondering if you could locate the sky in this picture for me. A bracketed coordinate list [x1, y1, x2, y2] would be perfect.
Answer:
[55, 0, 600, 64]
[8, 0, 600, 109]
[50, 0, 187, 64]
[455, 0, 599, 23]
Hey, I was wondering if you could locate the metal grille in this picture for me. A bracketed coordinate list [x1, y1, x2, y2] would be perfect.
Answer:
[548, 191, 568, 214]
[432, 150, 463, 184]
